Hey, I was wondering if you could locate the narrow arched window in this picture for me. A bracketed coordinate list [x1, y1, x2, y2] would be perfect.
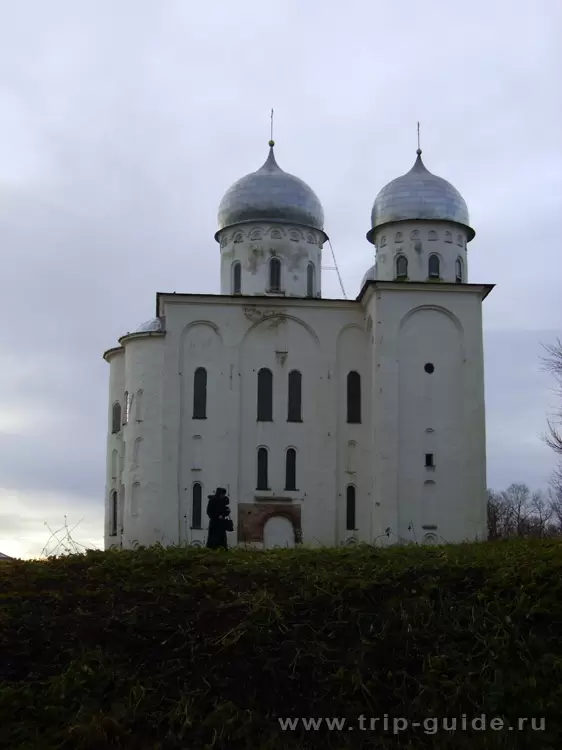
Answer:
[193, 367, 207, 419]
[110, 490, 118, 535]
[269, 257, 281, 291]
[111, 402, 121, 434]
[257, 368, 273, 421]
[257, 447, 269, 490]
[428, 254, 440, 279]
[192, 482, 202, 528]
[455, 257, 463, 283]
[287, 370, 302, 422]
[135, 389, 143, 421]
[347, 371, 361, 424]
[395, 255, 408, 280]
[285, 448, 297, 490]
[306, 262, 315, 297]
[232, 261, 241, 294]
[346, 485, 356, 531]
[131, 482, 140, 517]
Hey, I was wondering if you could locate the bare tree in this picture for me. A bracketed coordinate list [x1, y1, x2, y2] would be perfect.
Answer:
[541, 337, 562, 492]
[487, 483, 562, 539]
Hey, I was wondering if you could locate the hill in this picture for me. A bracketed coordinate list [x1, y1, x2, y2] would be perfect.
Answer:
[1, 540, 561, 749]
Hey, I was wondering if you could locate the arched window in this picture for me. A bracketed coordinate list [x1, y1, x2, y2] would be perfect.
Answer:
[445, 231, 452, 243]
[111, 402, 121, 434]
[285, 448, 297, 490]
[110, 490, 118, 536]
[347, 371, 361, 424]
[428, 254, 440, 279]
[306, 262, 315, 297]
[232, 261, 241, 294]
[380, 235, 387, 247]
[192, 482, 202, 528]
[395, 231, 403, 243]
[135, 389, 143, 421]
[257, 368, 273, 421]
[428, 230, 437, 241]
[455, 257, 463, 283]
[131, 482, 140, 517]
[395, 255, 408, 280]
[287, 370, 302, 422]
[269, 257, 281, 291]
[193, 367, 207, 419]
[346, 485, 356, 531]
[257, 447, 269, 490]
[133, 437, 143, 466]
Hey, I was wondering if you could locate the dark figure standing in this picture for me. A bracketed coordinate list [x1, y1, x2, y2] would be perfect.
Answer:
[206, 487, 231, 550]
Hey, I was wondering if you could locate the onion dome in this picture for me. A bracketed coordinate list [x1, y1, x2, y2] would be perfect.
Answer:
[215, 141, 326, 240]
[360, 264, 376, 290]
[367, 149, 474, 244]
[134, 318, 164, 333]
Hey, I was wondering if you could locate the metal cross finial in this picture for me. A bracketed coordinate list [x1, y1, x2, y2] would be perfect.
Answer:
[417, 121, 422, 155]
[270, 108, 274, 144]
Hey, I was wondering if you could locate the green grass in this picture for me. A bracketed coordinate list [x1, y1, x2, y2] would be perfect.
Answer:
[1, 539, 561, 749]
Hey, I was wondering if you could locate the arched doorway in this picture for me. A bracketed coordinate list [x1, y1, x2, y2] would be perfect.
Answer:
[263, 515, 295, 549]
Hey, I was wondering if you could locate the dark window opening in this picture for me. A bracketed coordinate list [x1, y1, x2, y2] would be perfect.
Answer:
[347, 371, 361, 423]
[257, 368, 273, 421]
[269, 257, 281, 291]
[306, 262, 314, 297]
[287, 370, 302, 422]
[396, 255, 408, 279]
[111, 402, 121, 434]
[346, 485, 356, 530]
[424, 363, 435, 374]
[233, 261, 241, 294]
[193, 367, 207, 419]
[192, 483, 202, 528]
[455, 258, 463, 283]
[257, 447, 269, 490]
[110, 491, 118, 536]
[285, 448, 297, 490]
[425, 453, 435, 468]
[428, 254, 440, 278]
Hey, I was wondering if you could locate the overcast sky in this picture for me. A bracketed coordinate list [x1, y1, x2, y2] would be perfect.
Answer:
[0, 0, 560, 559]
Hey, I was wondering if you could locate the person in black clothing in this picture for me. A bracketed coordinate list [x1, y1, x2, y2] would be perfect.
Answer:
[206, 487, 231, 549]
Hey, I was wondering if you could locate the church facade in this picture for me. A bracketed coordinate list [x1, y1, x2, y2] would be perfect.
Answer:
[103, 140, 493, 550]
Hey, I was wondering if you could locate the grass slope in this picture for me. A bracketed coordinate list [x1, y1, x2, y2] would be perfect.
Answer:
[1, 540, 561, 749]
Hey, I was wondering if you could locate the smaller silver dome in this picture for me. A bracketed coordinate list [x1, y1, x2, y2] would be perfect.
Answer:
[215, 143, 326, 239]
[134, 317, 163, 333]
[360, 264, 376, 291]
[367, 150, 474, 244]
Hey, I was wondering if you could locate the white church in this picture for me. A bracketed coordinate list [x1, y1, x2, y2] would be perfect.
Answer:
[103, 138, 493, 550]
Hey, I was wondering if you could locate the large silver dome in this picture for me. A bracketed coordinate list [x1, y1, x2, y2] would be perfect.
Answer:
[367, 150, 474, 244]
[215, 142, 325, 239]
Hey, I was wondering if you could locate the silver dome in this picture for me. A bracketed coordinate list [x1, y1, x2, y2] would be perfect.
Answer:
[367, 150, 474, 244]
[134, 317, 164, 333]
[215, 143, 326, 239]
[360, 264, 376, 290]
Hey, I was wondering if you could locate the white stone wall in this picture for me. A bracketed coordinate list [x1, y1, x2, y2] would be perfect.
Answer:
[104, 282, 488, 551]
[103, 347, 125, 550]
[372, 221, 469, 284]
[118, 333, 166, 550]
[216, 222, 324, 298]
[365, 282, 488, 545]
